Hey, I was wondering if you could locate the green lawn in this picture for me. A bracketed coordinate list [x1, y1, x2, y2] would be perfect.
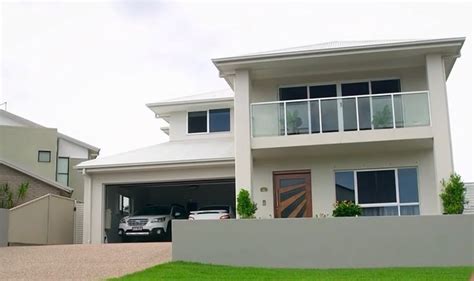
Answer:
[110, 261, 473, 281]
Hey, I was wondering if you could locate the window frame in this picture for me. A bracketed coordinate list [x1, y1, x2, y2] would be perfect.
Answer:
[186, 108, 231, 135]
[56, 157, 69, 186]
[119, 194, 131, 215]
[278, 78, 402, 133]
[334, 167, 420, 216]
[38, 150, 52, 163]
[277, 77, 401, 101]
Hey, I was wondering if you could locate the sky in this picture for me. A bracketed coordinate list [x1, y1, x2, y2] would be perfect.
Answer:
[1, 0, 473, 180]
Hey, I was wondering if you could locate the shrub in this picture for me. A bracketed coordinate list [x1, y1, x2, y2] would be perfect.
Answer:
[0, 182, 29, 209]
[332, 200, 362, 217]
[236, 189, 257, 219]
[440, 173, 466, 214]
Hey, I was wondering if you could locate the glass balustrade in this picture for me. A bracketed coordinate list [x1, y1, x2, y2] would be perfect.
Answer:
[251, 91, 430, 137]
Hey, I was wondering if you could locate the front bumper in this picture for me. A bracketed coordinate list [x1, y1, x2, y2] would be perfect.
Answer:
[118, 222, 167, 237]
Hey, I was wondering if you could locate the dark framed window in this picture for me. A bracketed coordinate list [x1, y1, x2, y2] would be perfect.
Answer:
[209, 109, 230, 132]
[187, 111, 207, 133]
[38, 151, 51, 163]
[357, 170, 397, 204]
[341, 82, 370, 96]
[371, 79, 401, 94]
[309, 84, 337, 99]
[279, 86, 307, 101]
[56, 157, 69, 186]
[119, 194, 130, 215]
[335, 171, 355, 202]
[188, 108, 231, 134]
[335, 168, 419, 216]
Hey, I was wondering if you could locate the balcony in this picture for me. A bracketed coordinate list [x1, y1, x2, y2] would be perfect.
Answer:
[251, 91, 431, 138]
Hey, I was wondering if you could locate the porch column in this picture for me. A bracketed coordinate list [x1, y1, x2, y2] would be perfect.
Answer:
[233, 69, 253, 197]
[425, 54, 454, 214]
[82, 171, 92, 244]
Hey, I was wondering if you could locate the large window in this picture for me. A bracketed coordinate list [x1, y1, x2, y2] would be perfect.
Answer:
[187, 108, 230, 134]
[335, 168, 420, 216]
[56, 157, 69, 186]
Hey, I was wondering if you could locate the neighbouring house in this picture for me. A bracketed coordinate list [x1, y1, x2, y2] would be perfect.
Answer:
[0, 109, 100, 201]
[0, 109, 99, 245]
[77, 37, 465, 244]
[464, 182, 474, 214]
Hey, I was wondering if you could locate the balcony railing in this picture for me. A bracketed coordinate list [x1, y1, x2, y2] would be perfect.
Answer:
[251, 91, 431, 137]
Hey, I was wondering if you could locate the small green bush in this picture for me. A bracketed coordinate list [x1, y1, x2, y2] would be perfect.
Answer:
[0, 182, 29, 209]
[236, 189, 257, 219]
[332, 200, 362, 217]
[440, 173, 466, 214]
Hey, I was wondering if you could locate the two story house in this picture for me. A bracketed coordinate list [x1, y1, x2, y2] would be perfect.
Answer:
[77, 38, 465, 244]
[0, 109, 100, 202]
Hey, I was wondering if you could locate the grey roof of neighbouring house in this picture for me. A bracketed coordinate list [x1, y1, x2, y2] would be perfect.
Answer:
[76, 138, 234, 170]
[0, 158, 73, 193]
[0, 109, 100, 152]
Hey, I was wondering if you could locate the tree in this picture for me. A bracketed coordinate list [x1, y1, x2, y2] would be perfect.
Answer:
[440, 174, 467, 214]
[237, 189, 257, 219]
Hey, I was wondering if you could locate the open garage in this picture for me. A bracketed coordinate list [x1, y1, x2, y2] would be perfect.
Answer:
[104, 178, 235, 243]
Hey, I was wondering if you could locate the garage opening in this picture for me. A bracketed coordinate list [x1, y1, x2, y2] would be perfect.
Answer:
[104, 179, 235, 243]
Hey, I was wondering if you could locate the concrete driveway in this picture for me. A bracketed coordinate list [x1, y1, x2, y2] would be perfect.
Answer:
[0, 242, 171, 281]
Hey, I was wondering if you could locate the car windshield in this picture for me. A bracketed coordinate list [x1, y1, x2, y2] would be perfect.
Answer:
[199, 206, 230, 212]
[134, 206, 170, 216]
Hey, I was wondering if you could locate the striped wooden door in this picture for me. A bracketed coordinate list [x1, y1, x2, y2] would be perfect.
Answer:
[273, 171, 312, 218]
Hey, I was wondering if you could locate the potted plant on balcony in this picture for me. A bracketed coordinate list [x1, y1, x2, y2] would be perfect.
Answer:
[372, 105, 392, 129]
[286, 110, 303, 134]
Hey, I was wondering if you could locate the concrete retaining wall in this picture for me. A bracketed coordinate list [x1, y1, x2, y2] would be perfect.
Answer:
[172, 215, 474, 268]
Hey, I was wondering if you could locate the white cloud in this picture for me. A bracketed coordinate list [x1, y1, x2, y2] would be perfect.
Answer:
[1, 1, 472, 180]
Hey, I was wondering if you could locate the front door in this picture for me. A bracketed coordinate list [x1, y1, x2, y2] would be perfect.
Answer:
[273, 170, 312, 218]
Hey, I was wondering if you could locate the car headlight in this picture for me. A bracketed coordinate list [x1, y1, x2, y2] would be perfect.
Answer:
[151, 217, 166, 223]
[120, 218, 126, 223]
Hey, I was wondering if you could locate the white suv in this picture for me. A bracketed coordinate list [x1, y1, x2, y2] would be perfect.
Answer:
[118, 204, 187, 242]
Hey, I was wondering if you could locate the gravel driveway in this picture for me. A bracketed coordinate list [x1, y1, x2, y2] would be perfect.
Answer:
[0, 242, 171, 281]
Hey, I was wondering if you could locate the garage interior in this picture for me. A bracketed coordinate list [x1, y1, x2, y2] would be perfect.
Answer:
[104, 179, 235, 243]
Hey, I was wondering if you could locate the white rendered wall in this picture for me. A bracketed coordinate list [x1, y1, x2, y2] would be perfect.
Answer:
[58, 138, 89, 159]
[252, 149, 437, 219]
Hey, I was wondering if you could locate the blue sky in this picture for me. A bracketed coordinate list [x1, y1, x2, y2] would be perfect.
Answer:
[1, 1, 472, 180]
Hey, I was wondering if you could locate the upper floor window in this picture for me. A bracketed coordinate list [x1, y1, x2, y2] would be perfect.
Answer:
[38, 151, 51, 163]
[187, 108, 230, 134]
[56, 157, 69, 186]
[278, 79, 401, 101]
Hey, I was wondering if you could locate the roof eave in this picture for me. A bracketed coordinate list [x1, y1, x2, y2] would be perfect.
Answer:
[212, 37, 466, 66]
[76, 157, 235, 173]
[146, 96, 234, 108]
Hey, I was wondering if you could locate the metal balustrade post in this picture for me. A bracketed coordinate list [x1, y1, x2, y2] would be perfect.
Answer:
[283, 102, 288, 136]
[355, 96, 360, 131]
[391, 94, 396, 129]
